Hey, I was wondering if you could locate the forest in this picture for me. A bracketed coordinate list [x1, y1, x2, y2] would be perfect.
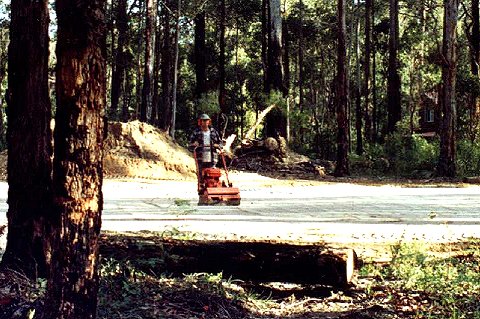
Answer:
[0, 0, 480, 317]
[0, 0, 479, 179]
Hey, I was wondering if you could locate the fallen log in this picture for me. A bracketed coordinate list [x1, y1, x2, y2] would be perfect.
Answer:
[99, 235, 357, 287]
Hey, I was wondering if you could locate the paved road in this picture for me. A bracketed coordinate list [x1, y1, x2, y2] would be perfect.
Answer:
[99, 177, 480, 243]
[1, 177, 479, 248]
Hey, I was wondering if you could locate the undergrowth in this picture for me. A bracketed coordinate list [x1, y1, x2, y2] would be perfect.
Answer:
[360, 239, 480, 319]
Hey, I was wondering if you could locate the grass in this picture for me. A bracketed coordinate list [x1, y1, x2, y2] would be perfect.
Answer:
[359, 239, 480, 319]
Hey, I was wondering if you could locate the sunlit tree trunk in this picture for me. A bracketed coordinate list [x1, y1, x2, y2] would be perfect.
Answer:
[438, 0, 459, 177]
[334, 0, 349, 177]
[2, 0, 52, 280]
[387, 0, 401, 133]
[43, 0, 106, 317]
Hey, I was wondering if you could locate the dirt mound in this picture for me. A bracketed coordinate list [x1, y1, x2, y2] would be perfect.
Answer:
[104, 121, 196, 180]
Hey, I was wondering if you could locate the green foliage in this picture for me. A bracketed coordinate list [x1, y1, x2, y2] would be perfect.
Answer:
[195, 92, 220, 118]
[383, 124, 439, 176]
[362, 241, 480, 319]
[456, 139, 480, 177]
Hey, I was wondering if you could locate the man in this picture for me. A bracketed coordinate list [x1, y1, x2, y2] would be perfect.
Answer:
[189, 113, 223, 171]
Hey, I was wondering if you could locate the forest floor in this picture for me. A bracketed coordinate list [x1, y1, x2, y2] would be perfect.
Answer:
[0, 120, 479, 318]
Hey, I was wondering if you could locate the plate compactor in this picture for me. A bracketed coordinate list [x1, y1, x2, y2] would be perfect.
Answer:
[194, 149, 241, 206]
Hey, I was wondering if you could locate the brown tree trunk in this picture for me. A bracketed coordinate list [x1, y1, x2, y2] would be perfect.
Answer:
[364, 0, 372, 141]
[140, 0, 156, 122]
[2, 0, 52, 280]
[219, 0, 227, 120]
[469, 0, 480, 141]
[151, 5, 162, 126]
[160, 0, 172, 131]
[354, 9, 363, 155]
[265, 0, 286, 138]
[438, 0, 459, 177]
[387, 0, 401, 133]
[43, 0, 106, 317]
[334, 0, 349, 177]
[110, 0, 128, 121]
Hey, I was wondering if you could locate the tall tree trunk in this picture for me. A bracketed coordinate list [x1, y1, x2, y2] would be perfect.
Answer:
[43, 0, 106, 317]
[372, 0, 378, 142]
[298, 0, 304, 111]
[387, 0, 401, 133]
[151, 5, 162, 126]
[194, 11, 207, 100]
[438, 0, 459, 177]
[469, 0, 480, 141]
[265, 0, 286, 138]
[141, 0, 156, 122]
[219, 0, 227, 131]
[160, 0, 172, 131]
[170, 0, 180, 139]
[354, 8, 363, 155]
[364, 0, 372, 141]
[2, 0, 52, 280]
[334, 0, 349, 177]
[110, 0, 128, 121]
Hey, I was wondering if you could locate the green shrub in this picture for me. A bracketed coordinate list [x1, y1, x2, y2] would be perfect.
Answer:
[456, 139, 480, 177]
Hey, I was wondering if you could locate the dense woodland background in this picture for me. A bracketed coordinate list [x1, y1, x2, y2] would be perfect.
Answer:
[1, 0, 480, 178]
[0, 1, 480, 318]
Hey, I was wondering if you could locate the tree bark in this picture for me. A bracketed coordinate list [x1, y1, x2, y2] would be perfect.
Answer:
[43, 0, 106, 317]
[160, 0, 172, 131]
[219, 0, 227, 119]
[110, 0, 128, 121]
[170, 0, 181, 139]
[438, 0, 459, 177]
[2, 0, 52, 280]
[469, 0, 480, 141]
[387, 0, 401, 133]
[264, 0, 286, 138]
[140, 0, 156, 123]
[364, 0, 372, 141]
[354, 8, 363, 155]
[334, 0, 349, 177]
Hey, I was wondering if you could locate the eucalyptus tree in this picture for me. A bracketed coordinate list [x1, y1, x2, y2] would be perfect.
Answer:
[387, 0, 401, 133]
[438, 0, 459, 177]
[334, 0, 350, 177]
[43, 0, 106, 317]
[140, 0, 156, 123]
[110, 0, 129, 121]
[2, 0, 52, 280]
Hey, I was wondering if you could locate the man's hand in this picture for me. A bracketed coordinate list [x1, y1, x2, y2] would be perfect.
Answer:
[191, 141, 199, 148]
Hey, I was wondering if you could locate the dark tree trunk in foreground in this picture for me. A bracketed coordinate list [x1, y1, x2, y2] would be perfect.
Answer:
[387, 0, 401, 133]
[334, 0, 349, 177]
[438, 0, 459, 177]
[2, 0, 52, 280]
[43, 0, 106, 318]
